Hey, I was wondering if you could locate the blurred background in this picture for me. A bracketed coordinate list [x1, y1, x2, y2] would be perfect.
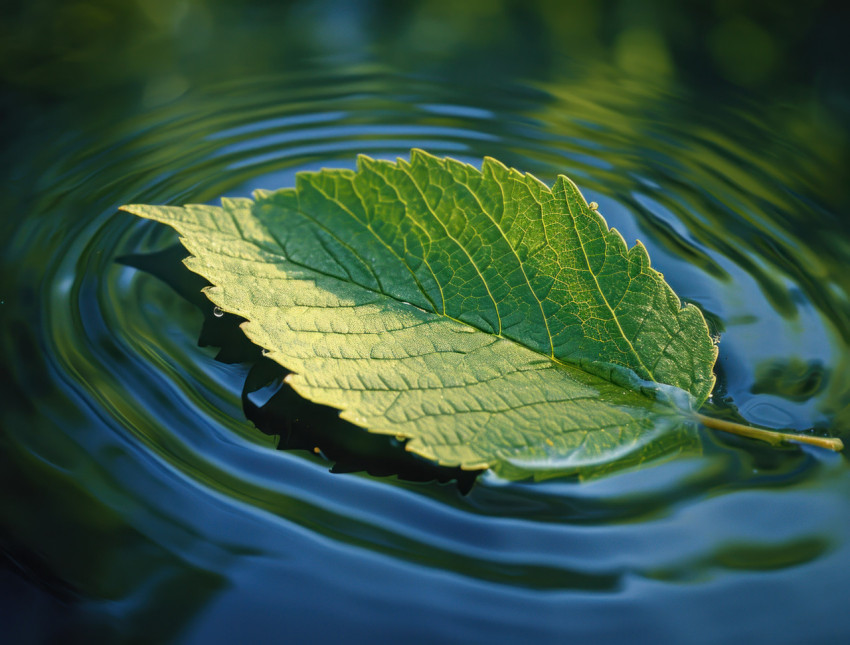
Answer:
[2, 0, 848, 208]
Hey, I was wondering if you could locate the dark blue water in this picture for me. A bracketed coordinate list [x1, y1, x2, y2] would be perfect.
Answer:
[3, 3, 850, 643]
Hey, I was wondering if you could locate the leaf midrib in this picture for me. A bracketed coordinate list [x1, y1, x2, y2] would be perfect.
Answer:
[218, 198, 662, 397]
[309, 180, 443, 313]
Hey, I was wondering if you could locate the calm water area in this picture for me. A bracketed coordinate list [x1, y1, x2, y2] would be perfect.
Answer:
[2, 2, 850, 643]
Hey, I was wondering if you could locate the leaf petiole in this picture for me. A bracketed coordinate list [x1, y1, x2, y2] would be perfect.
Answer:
[695, 413, 844, 451]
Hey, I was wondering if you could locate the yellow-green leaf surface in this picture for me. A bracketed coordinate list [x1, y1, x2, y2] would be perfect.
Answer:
[123, 150, 718, 479]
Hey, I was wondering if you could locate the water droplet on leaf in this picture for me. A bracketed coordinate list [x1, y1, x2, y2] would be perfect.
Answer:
[213, 306, 224, 317]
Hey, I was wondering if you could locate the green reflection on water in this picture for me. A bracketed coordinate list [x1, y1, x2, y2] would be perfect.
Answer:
[3, 0, 846, 207]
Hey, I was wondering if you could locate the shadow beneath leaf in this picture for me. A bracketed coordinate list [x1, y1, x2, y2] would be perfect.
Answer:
[119, 245, 480, 492]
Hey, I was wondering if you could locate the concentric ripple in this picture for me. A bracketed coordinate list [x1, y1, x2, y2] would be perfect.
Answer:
[3, 69, 849, 642]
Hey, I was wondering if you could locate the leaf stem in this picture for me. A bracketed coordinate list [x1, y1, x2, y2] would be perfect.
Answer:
[695, 413, 844, 451]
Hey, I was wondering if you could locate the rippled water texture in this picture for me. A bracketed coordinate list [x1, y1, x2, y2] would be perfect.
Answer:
[3, 68, 850, 643]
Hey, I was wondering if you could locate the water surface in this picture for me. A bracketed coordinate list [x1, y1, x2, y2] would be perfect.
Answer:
[2, 8, 850, 644]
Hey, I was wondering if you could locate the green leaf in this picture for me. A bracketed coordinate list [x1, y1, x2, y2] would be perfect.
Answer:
[122, 150, 720, 479]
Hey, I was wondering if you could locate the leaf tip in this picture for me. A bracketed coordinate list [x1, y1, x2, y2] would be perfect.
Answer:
[119, 204, 145, 216]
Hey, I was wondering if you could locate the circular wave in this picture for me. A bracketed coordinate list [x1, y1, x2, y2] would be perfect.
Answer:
[4, 69, 849, 641]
